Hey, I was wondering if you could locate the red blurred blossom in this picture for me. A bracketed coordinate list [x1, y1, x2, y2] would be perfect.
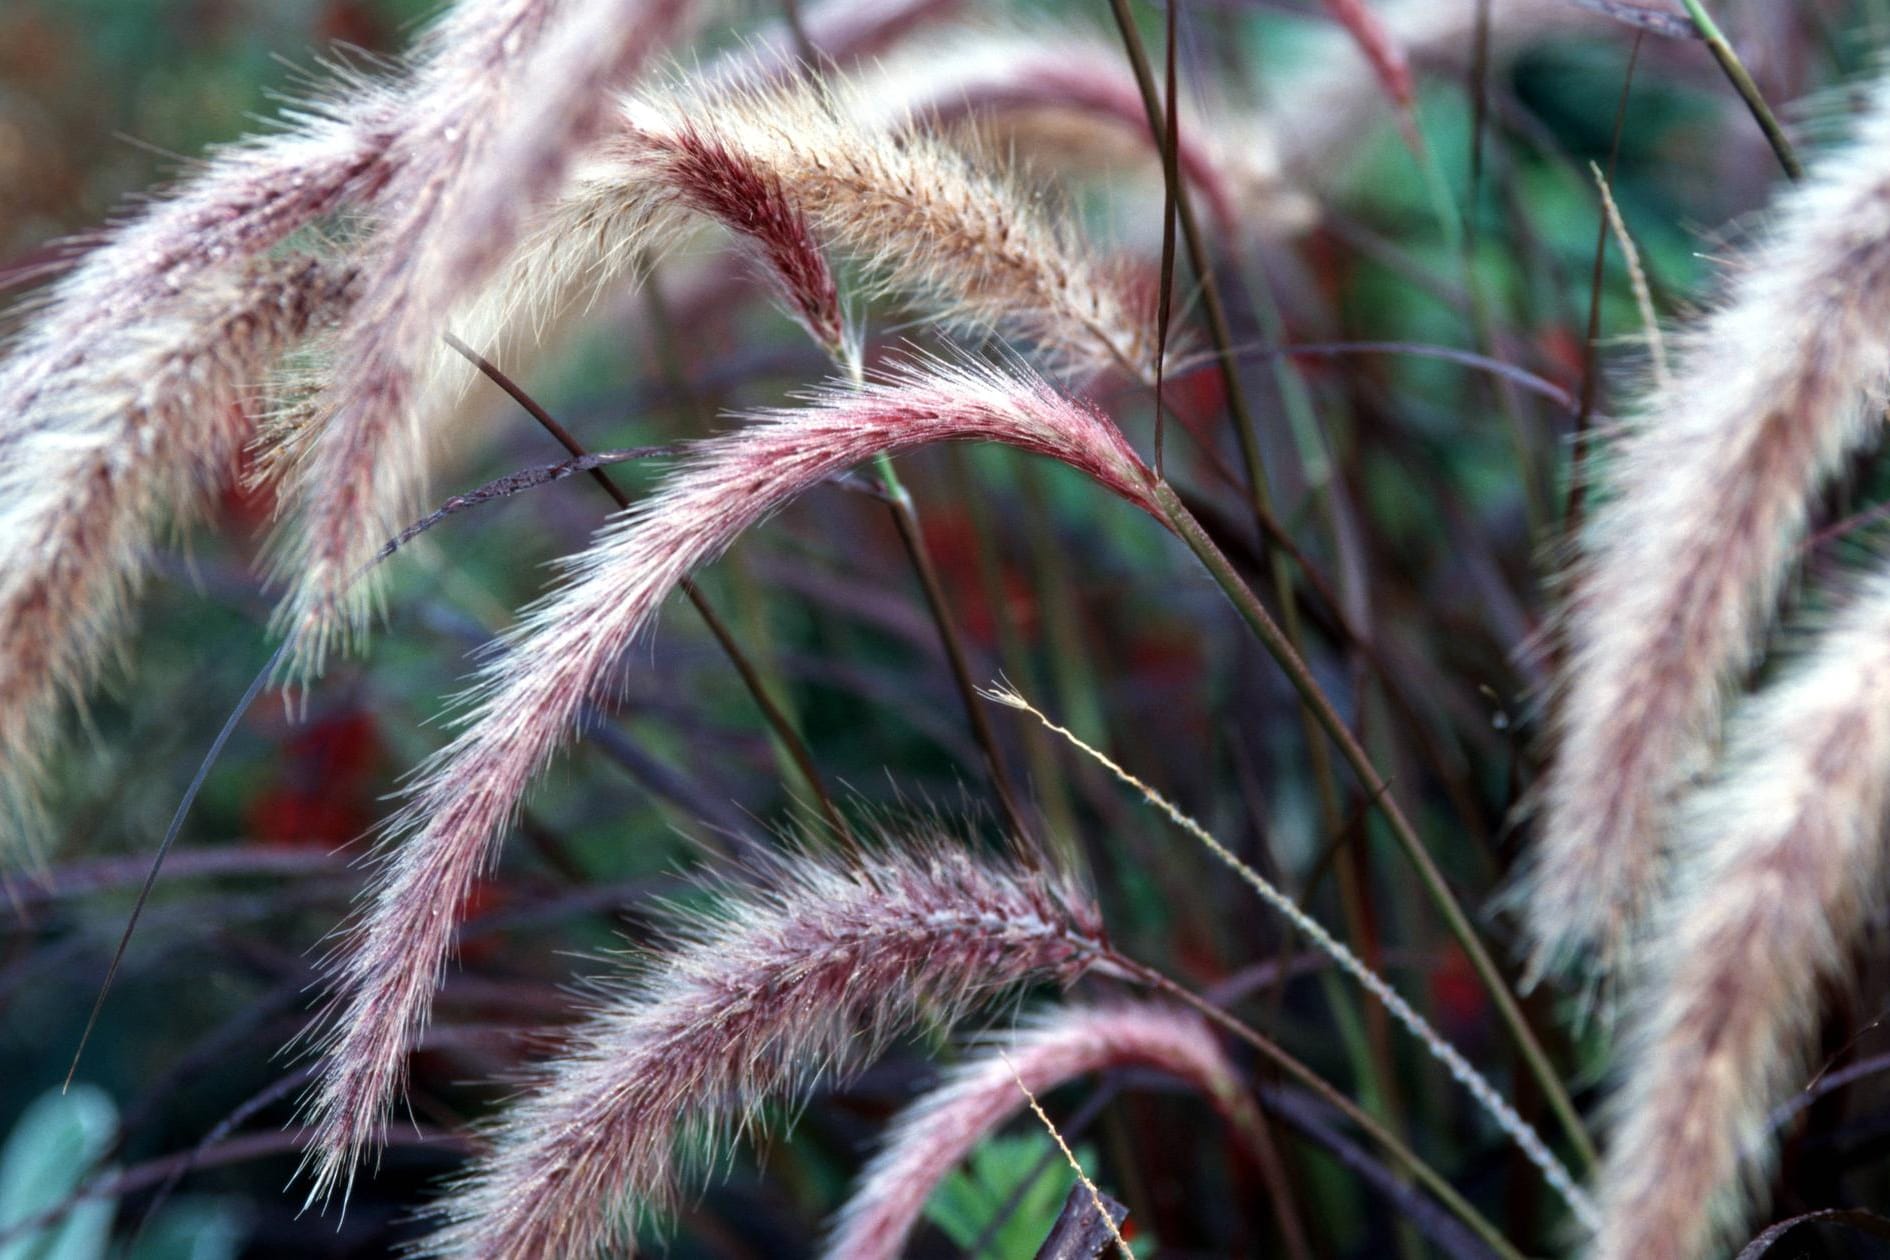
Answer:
[1536, 323, 1587, 395]
[317, 1, 391, 48]
[246, 709, 382, 848]
[1428, 941, 1487, 1031]
[217, 418, 278, 536]
[919, 511, 1039, 647]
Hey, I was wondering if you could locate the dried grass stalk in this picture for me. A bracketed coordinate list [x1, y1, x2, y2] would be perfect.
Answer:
[0, 255, 354, 849]
[825, 1002, 1256, 1260]
[415, 842, 1107, 1259]
[986, 684, 1597, 1225]
[298, 356, 1156, 1197]
[1530, 73, 1890, 976]
[1593, 571, 1890, 1260]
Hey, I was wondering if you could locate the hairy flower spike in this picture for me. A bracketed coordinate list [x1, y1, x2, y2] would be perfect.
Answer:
[1593, 570, 1890, 1260]
[431, 55, 1158, 422]
[415, 842, 1106, 1259]
[644, 126, 852, 364]
[825, 1002, 1256, 1260]
[0, 0, 708, 852]
[0, 111, 390, 435]
[272, 0, 692, 670]
[618, 72, 1159, 381]
[0, 255, 355, 851]
[297, 355, 1155, 1199]
[0, 55, 419, 855]
[265, 41, 1158, 668]
[1530, 67, 1890, 977]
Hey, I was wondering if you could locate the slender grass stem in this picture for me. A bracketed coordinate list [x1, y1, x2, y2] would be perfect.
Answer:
[632, 277, 842, 833]
[989, 681, 1595, 1224]
[834, 345, 1029, 838]
[873, 452, 1033, 840]
[1412, 129, 1547, 538]
[1149, 477, 1598, 1172]
[1570, 34, 1645, 539]
[1103, 0, 1278, 543]
[1680, 0, 1804, 181]
[1107, 5, 1421, 1175]
[951, 451, 1081, 843]
[1227, 238, 1414, 1165]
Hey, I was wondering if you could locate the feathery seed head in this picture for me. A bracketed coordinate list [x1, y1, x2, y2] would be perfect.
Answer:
[296, 354, 1153, 1200]
[414, 841, 1104, 1259]
[0, 17, 456, 853]
[270, 0, 692, 672]
[635, 124, 854, 365]
[1527, 67, 1890, 979]
[1591, 569, 1890, 1260]
[622, 71, 1161, 381]
[0, 254, 355, 855]
[267, 42, 1156, 662]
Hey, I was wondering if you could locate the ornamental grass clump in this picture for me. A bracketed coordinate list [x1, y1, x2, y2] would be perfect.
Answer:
[19, 4, 1890, 1260]
[300, 355, 1159, 1196]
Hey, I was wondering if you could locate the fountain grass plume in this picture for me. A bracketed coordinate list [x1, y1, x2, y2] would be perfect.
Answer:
[1593, 568, 1890, 1259]
[295, 353, 1156, 1201]
[270, 0, 693, 673]
[0, 255, 355, 854]
[632, 124, 853, 365]
[413, 839, 1108, 1259]
[617, 70, 1160, 382]
[0, 0, 500, 853]
[425, 55, 1157, 394]
[1530, 65, 1890, 978]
